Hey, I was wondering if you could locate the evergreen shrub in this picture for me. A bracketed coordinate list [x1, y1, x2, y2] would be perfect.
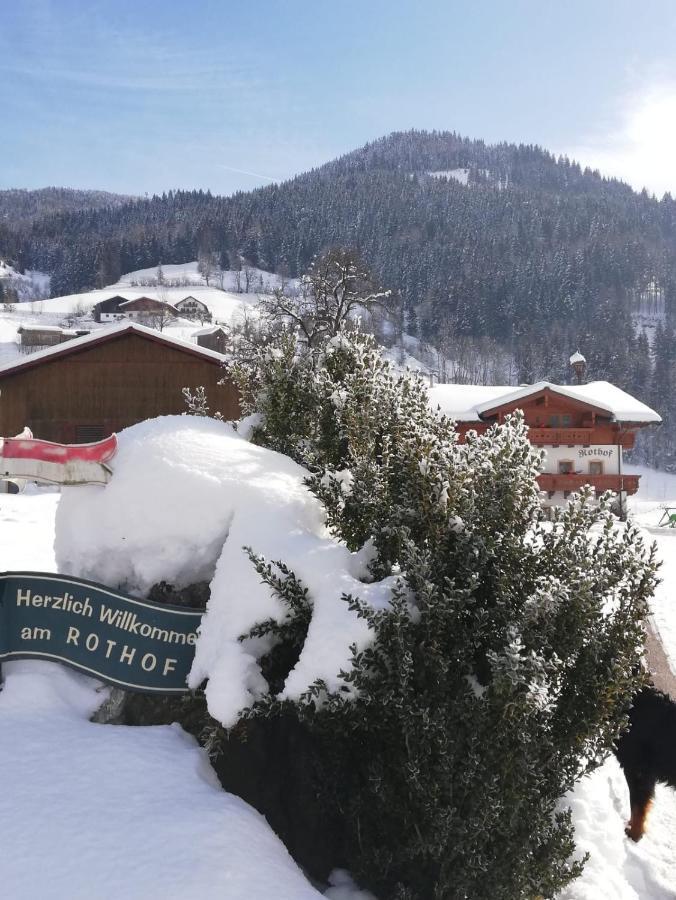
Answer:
[230, 333, 658, 899]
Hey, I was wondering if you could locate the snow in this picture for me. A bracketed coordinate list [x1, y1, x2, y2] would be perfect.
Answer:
[2, 442, 676, 897]
[558, 756, 676, 899]
[0, 259, 50, 301]
[429, 380, 661, 424]
[54, 415, 397, 727]
[0, 490, 322, 899]
[19, 260, 285, 326]
[193, 325, 224, 337]
[0, 662, 322, 900]
[0, 260, 290, 368]
[624, 465, 676, 674]
[429, 383, 514, 420]
[427, 168, 470, 185]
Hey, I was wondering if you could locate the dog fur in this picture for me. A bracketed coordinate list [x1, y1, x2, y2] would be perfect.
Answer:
[614, 685, 676, 841]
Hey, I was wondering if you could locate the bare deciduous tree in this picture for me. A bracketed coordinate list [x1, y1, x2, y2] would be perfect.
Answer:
[144, 305, 176, 332]
[197, 251, 219, 286]
[260, 248, 394, 351]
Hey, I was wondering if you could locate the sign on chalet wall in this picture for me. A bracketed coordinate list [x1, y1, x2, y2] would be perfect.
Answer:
[0, 572, 204, 693]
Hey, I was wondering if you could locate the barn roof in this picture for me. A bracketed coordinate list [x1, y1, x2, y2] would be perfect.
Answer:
[118, 296, 178, 312]
[429, 380, 661, 425]
[0, 322, 227, 378]
[93, 295, 128, 312]
[193, 325, 225, 337]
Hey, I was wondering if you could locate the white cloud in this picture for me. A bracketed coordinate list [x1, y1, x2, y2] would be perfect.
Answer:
[568, 80, 676, 197]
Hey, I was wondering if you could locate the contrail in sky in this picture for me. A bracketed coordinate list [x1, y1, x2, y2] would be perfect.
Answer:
[216, 164, 278, 182]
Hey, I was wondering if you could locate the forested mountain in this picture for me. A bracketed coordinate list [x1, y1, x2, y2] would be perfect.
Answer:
[0, 187, 133, 227]
[2, 130, 676, 465]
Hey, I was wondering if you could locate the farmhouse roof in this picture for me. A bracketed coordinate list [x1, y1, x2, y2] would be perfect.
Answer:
[429, 380, 661, 425]
[0, 322, 226, 379]
[17, 324, 64, 333]
[118, 296, 179, 312]
[193, 325, 225, 337]
[93, 295, 128, 312]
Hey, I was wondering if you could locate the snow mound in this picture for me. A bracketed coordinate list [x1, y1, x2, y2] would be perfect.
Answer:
[55, 416, 396, 726]
[0, 662, 320, 900]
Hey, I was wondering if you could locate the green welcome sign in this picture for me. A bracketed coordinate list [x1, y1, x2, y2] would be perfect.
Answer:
[0, 572, 205, 693]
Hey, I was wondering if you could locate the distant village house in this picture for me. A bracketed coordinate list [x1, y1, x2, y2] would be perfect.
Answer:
[93, 296, 179, 324]
[92, 296, 129, 322]
[175, 296, 211, 321]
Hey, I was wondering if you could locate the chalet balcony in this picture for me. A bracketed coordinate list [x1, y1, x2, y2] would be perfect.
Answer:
[537, 473, 640, 496]
[527, 427, 635, 449]
[528, 428, 594, 445]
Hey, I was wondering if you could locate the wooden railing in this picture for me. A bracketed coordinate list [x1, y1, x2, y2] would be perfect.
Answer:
[537, 473, 640, 495]
[526, 427, 636, 449]
[528, 428, 594, 445]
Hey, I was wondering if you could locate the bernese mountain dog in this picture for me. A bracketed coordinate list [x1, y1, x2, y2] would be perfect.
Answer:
[614, 685, 676, 841]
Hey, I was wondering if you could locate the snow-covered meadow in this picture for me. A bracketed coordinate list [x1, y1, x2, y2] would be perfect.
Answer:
[0, 260, 279, 369]
[1, 420, 675, 897]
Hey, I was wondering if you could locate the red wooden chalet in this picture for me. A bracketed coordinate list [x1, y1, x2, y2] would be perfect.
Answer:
[429, 380, 661, 504]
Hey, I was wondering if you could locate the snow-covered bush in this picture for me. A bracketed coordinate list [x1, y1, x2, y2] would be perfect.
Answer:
[232, 331, 659, 899]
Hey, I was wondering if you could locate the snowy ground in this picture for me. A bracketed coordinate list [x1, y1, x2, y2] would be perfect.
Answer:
[1, 465, 675, 898]
[626, 464, 676, 672]
[0, 490, 324, 900]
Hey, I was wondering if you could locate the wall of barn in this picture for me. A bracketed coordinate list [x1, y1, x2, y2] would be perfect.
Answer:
[0, 332, 239, 442]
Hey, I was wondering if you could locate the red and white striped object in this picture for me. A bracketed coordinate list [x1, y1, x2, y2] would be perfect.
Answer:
[0, 432, 117, 485]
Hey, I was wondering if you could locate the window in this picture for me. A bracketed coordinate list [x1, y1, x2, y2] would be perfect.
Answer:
[561, 414, 572, 427]
[548, 415, 559, 428]
[558, 460, 573, 474]
[589, 461, 604, 476]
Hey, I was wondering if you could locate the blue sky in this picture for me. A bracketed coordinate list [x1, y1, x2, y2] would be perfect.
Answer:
[2, 0, 676, 196]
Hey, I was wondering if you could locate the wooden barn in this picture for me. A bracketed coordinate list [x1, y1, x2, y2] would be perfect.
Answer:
[17, 325, 90, 353]
[194, 325, 227, 354]
[0, 322, 239, 443]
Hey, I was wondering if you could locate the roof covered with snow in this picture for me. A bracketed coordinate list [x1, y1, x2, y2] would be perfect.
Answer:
[17, 324, 65, 333]
[428, 384, 514, 422]
[0, 321, 226, 378]
[430, 381, 661, 425]
[193, 325, 225, 337]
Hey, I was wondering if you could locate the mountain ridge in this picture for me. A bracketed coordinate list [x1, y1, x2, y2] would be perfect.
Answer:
[1, 129, 675, 468]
